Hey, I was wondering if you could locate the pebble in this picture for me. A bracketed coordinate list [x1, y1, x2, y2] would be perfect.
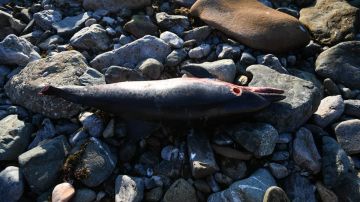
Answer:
[71, 188, 97, 202]
[163, 178, 197, 202]
[52, 12, 91, 36]
[155, 12, 190, 35]
[216, 44, 241, 59]
[105, 66, 143, 83]
[227, 122, 279, 157]
[219, 159, 247, 180]
[84, 18, 96, 26]
[18, 135, 70, 193]
[0, 166, 24, 202]
[311, 95, 344, 128]
[257, 54, 288, 74]
[115, 175, 144, 202]
[344, 99, 360, 118]
[183, 26, 212, 42]
[69, 129, 88, 146]
[271, 151, 290, 161]
[187, 130, 219, 178]
[51, 182, 75, 202]
[33, 9, 62, 30]
[160, 31, 184, 48]
[165, 49, 187, 67]
[79, 112, 104, 137]
[28, 118, 56, 149]
[124, 15, 159, 38]
[145, 187, 163, 202]
[263, 186, 290, 202]
[161, 145, 179, 161]
[137, 58, 164, 80]
[293, 127, 321, 174]
[119, 34, 133, 45]
[0, 114, 32, 160]
[277, 133, 292, 144]
[269, 163, 289, 179]
[283, 173, 316, 202]
[334, 119, 360, 154]
[211, 144, 252, 160]
[323, 78, 340, 96]
[315, 182, 339, 202]
[188, 44, 211, 59]
[70, 24, 110, 52]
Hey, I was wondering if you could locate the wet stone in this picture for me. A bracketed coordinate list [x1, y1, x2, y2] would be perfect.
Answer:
[155, 12, 190, 35]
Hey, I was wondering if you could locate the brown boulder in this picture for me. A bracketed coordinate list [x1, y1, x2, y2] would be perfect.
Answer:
[190, 0, 310, 53]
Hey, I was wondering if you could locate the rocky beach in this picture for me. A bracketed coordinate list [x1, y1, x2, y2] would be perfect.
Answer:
[0, 0, 360, 201]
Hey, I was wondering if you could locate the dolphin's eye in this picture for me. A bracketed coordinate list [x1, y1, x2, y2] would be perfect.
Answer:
[232, 87, 241, 95]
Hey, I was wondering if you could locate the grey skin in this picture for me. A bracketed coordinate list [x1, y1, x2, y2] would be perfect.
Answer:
[39, 78, 285, 120]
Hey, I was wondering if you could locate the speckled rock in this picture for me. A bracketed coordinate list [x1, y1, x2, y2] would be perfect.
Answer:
[52, 12, 91, 36]
[115, 175, 144, 202]
[156, 12, 190, 35]
[335, 119, 360, 154]
[70, 24, 110, 52]
[247, 65, 321, 132]
[311, 95, 344, 128]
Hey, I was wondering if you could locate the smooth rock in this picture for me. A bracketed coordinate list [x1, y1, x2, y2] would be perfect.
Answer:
[219, 159, 247, 180]
[248, 65, 321, 133]
[263, 186, 290, 202]
[208, 169, 276, 202]
[0, 34, 40, 66]
[269, 163, 289, 179]
[124, 15, 158, 38]
[78, 67, 105, 86]
[283, 173, 316, 202]
[115, 175, 144, 202]
[4, 51, 98, 119]
[145, 187, 163, 202]
[33, 9, 62, 30]
[183, 26, 212, 42]
[156, 12, 190, 35]
[165, 49, 187, 67]
[160, 31, 184, 48]
[105, 66, 143, 83]
[299, 0, 359, 45]
[335, 119, 360, 154]
[315, 41, 360, 89]
[76, 137, 117, 187]
[190, 0, 310, 52]
[293, 127, 321, 174]
[18, 135, 70, 193]
[163, 178, 197, 202]
[0, 114, 32, 160]
[0, 10, 26, 40]
[28, 118, 56, 149]
[79, 112, 104, 137]
[137, 58, 164, 80]
[0, 166, 24, 202]
[52, 12, 90, 36]
[227, 122, 279, 157]
[70, 24, 110, 52]
[257, 54, 288, 74]
[187, 130, 219, 178]
[311, 95, 344, 128]
[90, 35, 171, 70]
[52, 182, 75, 202]
[212, 144, 252, 160]
[83, 0, 151, 13]
[344, 99, 360, 118]
[323, 78, 340, 96]
[181, 59, 236, 82]
[38, 35, 64, 50]
[216, 44, 242, 60]
[71, 188, 97, 202]
[315, 182, 338, 202]
[188, 44, 211, 59]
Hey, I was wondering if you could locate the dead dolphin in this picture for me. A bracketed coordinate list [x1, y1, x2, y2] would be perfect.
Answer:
[39, 78, 285, 120]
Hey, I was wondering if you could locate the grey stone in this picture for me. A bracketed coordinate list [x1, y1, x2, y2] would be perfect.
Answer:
[239, 52, 256, 67]
[38, 35, 64, 50]
[52, 12, 90, 36]
[335, 119, 360, 154]
[83, 0, 151, 13]
[163, 178, 197, 202]
[208, 169, 276, 202]
[269, 163, 289, 179]
[188, 44, 211, 59]
[160, 31, 184, 48]
[76, 137, 117, 187]
[216, 44, 241, 59]
[28, 118, 56, 149]
[299, 0, 359, 45]
[219, 159, 247, 180]
[90, 35, 171, 70]
[79, 112, 104, 137]
[78, 67, 106, 86]
[271, 151, 290, 161]
[20, 30, 44, 45]
[70, 24, 110, 52]
[119, 34, 133, 45]
[18, 135, 70, 193]
[145, 187, 163, 202]
[0, 114, 32, 161]
[4, 51, 97, 119]
[315, 41, 360, 89]
[165, 49, 187, 67]
[247, 65, 321, 133]
[183, 26, 212, 42]
[227, 122, 279, 157]
[257, 54, 288, 74]
[311, 95, 344, 128]
[293, 127, 321, 174]
[0, 10, 26, 39]
[156, 12, 190, 35]
[323, 78, 340, 95]
[105, 66, 143, 84]
[124, 15, 158, 38]
[181, 59, 236, 82]
[161, 145, 179, 161]
[71, 188, 97, 202]
[263, 186, 290, 202]
[33, 9, 62, 30]
[0, 34, 41, 66]
[187, 130, 219, 178]
[344, 99, 360, 118]
[283, 173, 316, 202]
[115, 175, 144, 202]
[0, 166, 24, 202]
[137, 58, 164, 80]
